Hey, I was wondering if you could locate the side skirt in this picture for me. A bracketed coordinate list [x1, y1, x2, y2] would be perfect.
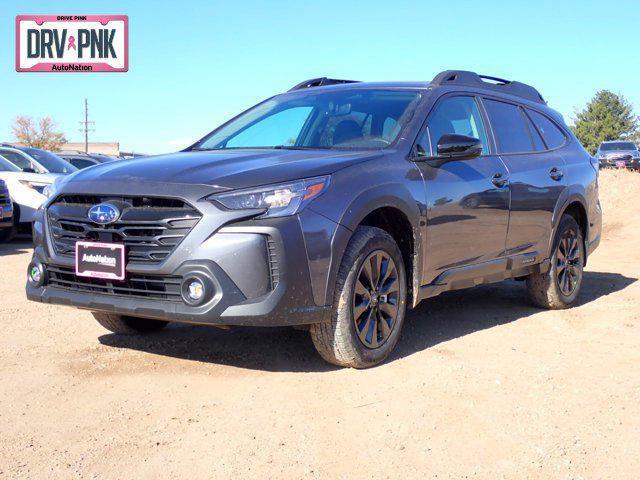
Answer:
[416, 253, 550, 303]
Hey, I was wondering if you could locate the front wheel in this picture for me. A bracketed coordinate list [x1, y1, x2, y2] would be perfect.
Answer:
[310, 226, 407, 368]
[526, 214, 585, 309]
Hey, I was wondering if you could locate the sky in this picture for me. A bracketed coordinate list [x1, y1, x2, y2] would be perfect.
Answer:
[1, 0, 639, 154]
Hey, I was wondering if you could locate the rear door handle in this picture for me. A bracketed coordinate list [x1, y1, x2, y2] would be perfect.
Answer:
[549, 167, 564, 181]
[492, 173, 509, 188]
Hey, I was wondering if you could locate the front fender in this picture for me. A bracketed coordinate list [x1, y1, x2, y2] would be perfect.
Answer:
[311, 182, 424, 306]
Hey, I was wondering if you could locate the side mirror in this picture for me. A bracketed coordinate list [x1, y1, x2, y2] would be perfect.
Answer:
[435, 134, 482, 160]
[22, 167, 37, 173]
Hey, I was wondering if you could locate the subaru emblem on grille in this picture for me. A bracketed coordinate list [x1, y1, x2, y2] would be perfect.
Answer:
[87, 203, 120, 224]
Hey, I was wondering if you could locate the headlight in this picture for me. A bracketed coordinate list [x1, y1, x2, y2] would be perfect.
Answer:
[42, 184, 56, 198]
[209, 176, 330, 218]
[19, 180, 48, 194]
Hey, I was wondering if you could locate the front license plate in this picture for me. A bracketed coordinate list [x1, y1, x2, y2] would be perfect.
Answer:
[616, 160, 626, 168]
[75, 241, 125, 280]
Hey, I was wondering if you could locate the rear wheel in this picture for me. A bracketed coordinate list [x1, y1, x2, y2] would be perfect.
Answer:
[310, 226, 407, 368]
[92, 312, 169, 334]
[526, 214, 584, 309]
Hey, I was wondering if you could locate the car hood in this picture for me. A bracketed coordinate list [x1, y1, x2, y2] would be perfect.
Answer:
[601, 150, 638, 156]
[65, 149, 383, 191]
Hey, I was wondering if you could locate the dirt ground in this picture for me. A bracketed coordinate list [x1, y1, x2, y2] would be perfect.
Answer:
[1, 169, 638, 479]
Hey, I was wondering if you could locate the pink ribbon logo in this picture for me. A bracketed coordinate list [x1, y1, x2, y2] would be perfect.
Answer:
[67, 36, 77, 50]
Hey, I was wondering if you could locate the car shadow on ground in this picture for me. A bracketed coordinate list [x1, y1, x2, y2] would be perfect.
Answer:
[99, 271, 636, 373]
[0, 236, 33, 257]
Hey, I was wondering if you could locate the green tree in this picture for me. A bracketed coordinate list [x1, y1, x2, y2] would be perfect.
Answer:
[11, 115, 67, 151]
[571, 90, 638, 154]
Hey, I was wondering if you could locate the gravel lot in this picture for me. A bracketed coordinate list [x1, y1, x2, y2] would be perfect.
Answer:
[1, 169, 638, 479]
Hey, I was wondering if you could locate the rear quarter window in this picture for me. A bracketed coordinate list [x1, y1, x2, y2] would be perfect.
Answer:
[527, 109, 566, 149]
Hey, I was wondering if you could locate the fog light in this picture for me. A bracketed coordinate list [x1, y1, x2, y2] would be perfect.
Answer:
[27, 262, 45, 287]
[181, 275, 213, 306]
[188, 281, 204, 301]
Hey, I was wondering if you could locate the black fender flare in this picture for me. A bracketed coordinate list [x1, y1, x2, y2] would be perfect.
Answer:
[548, 186, 589, 261]
[325, 183, 424, 306]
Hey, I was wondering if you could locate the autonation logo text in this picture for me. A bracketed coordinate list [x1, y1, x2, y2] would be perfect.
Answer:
[16, 15, 128, 72]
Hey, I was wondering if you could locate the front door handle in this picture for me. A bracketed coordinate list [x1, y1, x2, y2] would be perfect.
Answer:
[549, 167, 564, 181]
[492, 173, 509, 188]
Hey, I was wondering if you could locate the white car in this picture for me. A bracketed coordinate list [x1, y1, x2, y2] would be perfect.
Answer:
[0, 145, 77, 175]
[0, 155, 59, 232]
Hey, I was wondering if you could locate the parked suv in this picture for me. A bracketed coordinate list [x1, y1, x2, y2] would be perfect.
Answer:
[0, 179, 15, 242]
[26, 71, 602, 368]
[596, 141, 640, 170]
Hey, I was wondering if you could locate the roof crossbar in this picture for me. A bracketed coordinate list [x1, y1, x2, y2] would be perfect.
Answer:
[431, 70, 546, 104]
[288, 77, 360, 92]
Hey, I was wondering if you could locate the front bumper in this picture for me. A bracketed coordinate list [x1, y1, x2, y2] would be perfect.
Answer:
[600, 158, 640, 170]
[26, 191, 350, 326]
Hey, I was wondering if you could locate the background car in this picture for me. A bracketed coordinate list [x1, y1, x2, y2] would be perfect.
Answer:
[0, 154, 59, 233]
[596, 140, 640, 170]
[58, 151, 117, 169]
[0, 145, 77, 175]
[0, 178, 15, 242]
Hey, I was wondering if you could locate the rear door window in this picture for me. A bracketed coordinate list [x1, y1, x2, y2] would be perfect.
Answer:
[483, 99, 534, 154]
[527, 110, 566, 149]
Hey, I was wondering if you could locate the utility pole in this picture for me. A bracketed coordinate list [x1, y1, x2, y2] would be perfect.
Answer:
[78, 98, 95, 153]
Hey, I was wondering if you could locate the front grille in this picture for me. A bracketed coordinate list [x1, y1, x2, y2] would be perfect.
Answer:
[47, 195, 201, 263]
[46, 265, 183, 301]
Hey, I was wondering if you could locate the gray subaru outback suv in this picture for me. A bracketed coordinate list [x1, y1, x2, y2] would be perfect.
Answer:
[26, 70, 602, 368]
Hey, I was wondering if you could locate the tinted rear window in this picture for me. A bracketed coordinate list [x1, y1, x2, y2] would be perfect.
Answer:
[484, 99, 533, 154]
[528, 110, 566, 149]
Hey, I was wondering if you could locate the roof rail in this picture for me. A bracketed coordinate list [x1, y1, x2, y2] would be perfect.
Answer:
[288, 77, 360, 92]
[431, 70, 546, 104]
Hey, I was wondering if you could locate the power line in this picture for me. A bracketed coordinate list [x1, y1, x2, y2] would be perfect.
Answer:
[78, 98, 95, 153]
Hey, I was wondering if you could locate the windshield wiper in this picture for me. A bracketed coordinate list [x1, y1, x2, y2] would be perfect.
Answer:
[272, 145, 333, 150]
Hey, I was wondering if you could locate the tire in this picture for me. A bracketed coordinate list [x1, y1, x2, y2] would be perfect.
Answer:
[526, 214, 585, 309]
[310, 226, 407, 368]
[92, 312, 169, 334]
[0, 214, 18, 243]
[0, 226, 16, 243]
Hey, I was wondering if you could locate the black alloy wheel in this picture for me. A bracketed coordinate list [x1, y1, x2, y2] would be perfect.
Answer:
[352, 249, 400, 348]
[556, 227, 582, 296]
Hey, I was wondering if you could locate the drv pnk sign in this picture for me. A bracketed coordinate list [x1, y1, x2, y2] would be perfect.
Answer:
[16, 15, 128, 72]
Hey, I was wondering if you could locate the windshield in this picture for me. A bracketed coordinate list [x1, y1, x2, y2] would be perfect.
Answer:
[600, 142, 637, 151]
[0, 155, 21, 172]
[23, 147, 78, 174]
[195, 89, 423, 151]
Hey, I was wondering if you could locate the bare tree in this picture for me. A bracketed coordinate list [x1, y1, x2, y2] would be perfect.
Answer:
[11, 116, 67, 151]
